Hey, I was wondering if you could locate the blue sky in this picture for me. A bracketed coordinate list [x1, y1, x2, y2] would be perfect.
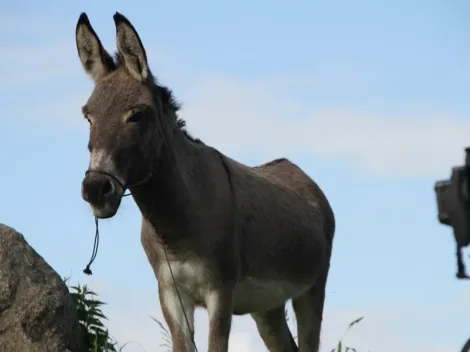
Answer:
[1, 1, 470, 351]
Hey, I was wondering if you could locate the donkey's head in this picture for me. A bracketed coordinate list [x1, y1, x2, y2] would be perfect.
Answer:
[76, 12, 172, 218]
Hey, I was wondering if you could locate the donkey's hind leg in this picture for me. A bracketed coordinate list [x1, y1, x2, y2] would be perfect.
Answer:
[292, 273, 328, 352]
[251, 304, 298, 352]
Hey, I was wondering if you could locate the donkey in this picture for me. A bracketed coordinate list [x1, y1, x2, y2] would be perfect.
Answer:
[76, 12, 335, 352]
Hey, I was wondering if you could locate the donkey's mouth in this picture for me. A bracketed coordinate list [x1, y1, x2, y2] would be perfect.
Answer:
[85, 189, 123, 219]
[90, 201, 121, 219]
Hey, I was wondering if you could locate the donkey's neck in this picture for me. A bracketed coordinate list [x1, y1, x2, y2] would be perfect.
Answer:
[130, 126, 201, 242]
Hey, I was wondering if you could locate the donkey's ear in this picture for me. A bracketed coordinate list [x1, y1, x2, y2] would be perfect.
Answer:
[76, 13, 115, 82]
[113, 12, 149, 82]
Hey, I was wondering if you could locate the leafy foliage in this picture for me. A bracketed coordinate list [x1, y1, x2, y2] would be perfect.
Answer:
[64, 278, 118, 352]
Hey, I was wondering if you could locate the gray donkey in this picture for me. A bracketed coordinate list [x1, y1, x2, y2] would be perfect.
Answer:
[77, 12, 335, 352]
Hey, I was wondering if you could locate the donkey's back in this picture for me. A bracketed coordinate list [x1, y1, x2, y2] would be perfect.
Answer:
[232, 156, 335, 245]
[254, 157, 335, 237]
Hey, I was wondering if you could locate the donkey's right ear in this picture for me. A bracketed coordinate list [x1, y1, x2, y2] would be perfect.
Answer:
[75, 13, 115, 82]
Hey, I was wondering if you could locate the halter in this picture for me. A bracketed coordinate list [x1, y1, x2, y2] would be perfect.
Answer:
[84, 164, 157, 198]
[82, 162, 158, 274]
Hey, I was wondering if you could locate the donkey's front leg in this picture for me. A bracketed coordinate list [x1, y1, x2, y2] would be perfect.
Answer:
[159, 283, 196, 352]
[206, 290, 234, 352]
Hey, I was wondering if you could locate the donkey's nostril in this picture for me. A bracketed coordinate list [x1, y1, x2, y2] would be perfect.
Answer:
[82, 176, 116, 206]
[102, 180, 114, 197]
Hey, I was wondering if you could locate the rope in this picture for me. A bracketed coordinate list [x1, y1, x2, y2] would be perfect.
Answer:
[82, 216, 99, 275]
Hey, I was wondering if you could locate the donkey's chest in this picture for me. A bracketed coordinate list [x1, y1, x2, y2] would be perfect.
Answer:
[157, 258, 210, 305]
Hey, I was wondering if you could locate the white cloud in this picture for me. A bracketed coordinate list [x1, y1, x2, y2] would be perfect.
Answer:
[228, 332, 257, 352]
[179, 74, 470, 179]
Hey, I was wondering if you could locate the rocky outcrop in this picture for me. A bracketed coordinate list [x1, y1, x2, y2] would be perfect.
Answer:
[0, 224, 82, 352]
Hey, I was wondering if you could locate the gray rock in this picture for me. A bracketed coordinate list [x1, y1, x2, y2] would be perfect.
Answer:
[0, 224, 82, 352]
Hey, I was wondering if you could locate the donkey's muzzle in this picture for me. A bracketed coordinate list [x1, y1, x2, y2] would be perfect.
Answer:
[81, 172, 123, 219]
[82, 173, 115, 205]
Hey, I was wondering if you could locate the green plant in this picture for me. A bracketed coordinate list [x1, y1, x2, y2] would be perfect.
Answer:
[64, 277, 118, 352]
[330, 316, 364, 352]
[151, 316, 172, 352]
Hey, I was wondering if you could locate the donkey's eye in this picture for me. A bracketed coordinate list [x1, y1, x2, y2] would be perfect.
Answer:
[126, 111, 145, 124]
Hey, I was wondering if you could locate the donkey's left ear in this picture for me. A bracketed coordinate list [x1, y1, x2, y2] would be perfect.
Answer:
[113, 12, 149, 82]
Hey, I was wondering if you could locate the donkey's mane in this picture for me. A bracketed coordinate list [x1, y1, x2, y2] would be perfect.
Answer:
[113, 52, 202, 145]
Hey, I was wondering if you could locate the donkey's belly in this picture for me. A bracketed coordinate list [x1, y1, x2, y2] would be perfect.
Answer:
[232, 276, 312, 315]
